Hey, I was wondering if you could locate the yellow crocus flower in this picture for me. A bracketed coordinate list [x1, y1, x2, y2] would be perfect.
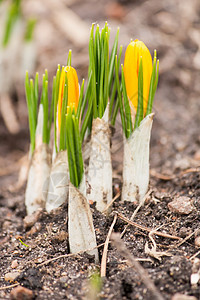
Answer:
[58, 66, 79, 129]
[124, 39, 152, 115]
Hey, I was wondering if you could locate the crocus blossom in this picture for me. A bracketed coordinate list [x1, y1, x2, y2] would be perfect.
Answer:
[124, 39, 152, 115]
[58, 66, 79, 129]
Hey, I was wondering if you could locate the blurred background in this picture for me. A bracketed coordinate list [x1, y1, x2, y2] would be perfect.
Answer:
[0, 0, 200, 190]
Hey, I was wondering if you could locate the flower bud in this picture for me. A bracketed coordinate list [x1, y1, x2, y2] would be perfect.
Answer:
[58, 66, 79, 129]
[124, 39, 152, 115]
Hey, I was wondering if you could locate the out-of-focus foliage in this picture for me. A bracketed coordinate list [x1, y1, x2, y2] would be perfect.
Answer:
[24, 18, 36, 42]
[1, 0, 36, 47]
[2, 0, 21, 47]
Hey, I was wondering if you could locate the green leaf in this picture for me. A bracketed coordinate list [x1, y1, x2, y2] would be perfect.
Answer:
[152, 59, 159, 100]
[76, 79, 85, 121]
[115, 55, 126, 136]
[42, 75, 49, 144]
[80, 87, 93, 142]
[54, 65, 61, 154]
[98, 31, 105, 118]
[146, 50, 159, 116]
[24, 18, 36, 42]
[34, 72, 39, 117]
[2, 0, 21, 47]
[81, 71, 92, 122]
[110, 45, 122, 124]
[48, 76, 55, 144]
[103, 31, 109, 111]
[66, 109, 79, 187]
[25, 71, 38, 153]
[67, 50, 72, 66]
[89, 24, 98, 118]
[72, 115, 84, 185]
[108, 28, 119, 93]
[121, 65, 132, 138]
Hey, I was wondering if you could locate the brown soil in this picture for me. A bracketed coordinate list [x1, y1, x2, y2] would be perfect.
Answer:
[0, 0, 200, 299]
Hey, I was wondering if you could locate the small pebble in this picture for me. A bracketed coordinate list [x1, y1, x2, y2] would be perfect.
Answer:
[23, 209, 42, 229]
[195, 236, 200, 247]
[191, 273, 199, 285]
[168, 196, 194, 215]
[11, 260, 18, 269]
[171, 293, 197, 300]
[179, 227, 190, 237]
[60, 276, 68, 283]
[35, 257, 43, 264]
[194, 150, 200, 161]
[10, 285, 33, 300]
[61, 272, 67, 276]
[4, 272, 20, 282]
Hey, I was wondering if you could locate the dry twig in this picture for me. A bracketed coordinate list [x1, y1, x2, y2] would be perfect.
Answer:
[101, 214, 117, 277]
[190, 249, 200, 261]
[176, 229, 199, 248]
[103, 192, 120, 214]
[116, 212, 181, 240]
[0, 283, 19, 290]
[111, 233, 164, 300]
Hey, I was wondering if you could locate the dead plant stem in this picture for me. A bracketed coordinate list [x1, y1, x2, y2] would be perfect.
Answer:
[116, 212, 180, 240]
[101, 214, 117, 277]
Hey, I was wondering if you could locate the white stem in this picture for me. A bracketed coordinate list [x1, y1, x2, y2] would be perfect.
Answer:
[87, 106, 112, 212]
[68, 181, 99, 263]
[45, 150, 69, 213]
[122, 113, 154, 203]
[25, 144, 51, 215]
[35, 104, 43, 149]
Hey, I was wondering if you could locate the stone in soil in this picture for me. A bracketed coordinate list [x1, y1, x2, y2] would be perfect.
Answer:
[168, 196, 194, 215]
[171, 293, 197, 300]
[4, 272, 20, 282]
[10, 285, 33, 300]
[11, 260, 19, 269]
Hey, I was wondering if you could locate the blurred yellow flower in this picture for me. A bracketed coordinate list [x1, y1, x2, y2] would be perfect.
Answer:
[58, 66, 79, 129]
[124, 39, 152, 115]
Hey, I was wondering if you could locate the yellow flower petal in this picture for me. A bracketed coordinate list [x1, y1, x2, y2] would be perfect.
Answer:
[58, 66, 79, 129]
[124, 39, 152, 115]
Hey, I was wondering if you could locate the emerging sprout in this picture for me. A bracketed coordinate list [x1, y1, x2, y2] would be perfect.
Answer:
[116, 39, 159, 203]
[25, 71, 52, 215]
[46, 59, 82, 212]
[66, 108, 98, 261]
[86, 23, 120, 212]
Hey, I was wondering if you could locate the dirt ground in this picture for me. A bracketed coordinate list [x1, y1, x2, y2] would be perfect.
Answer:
[0, 0, 200, 299]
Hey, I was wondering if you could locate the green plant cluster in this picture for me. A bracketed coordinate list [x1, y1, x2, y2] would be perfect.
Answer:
[25, 22, 159, 187]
